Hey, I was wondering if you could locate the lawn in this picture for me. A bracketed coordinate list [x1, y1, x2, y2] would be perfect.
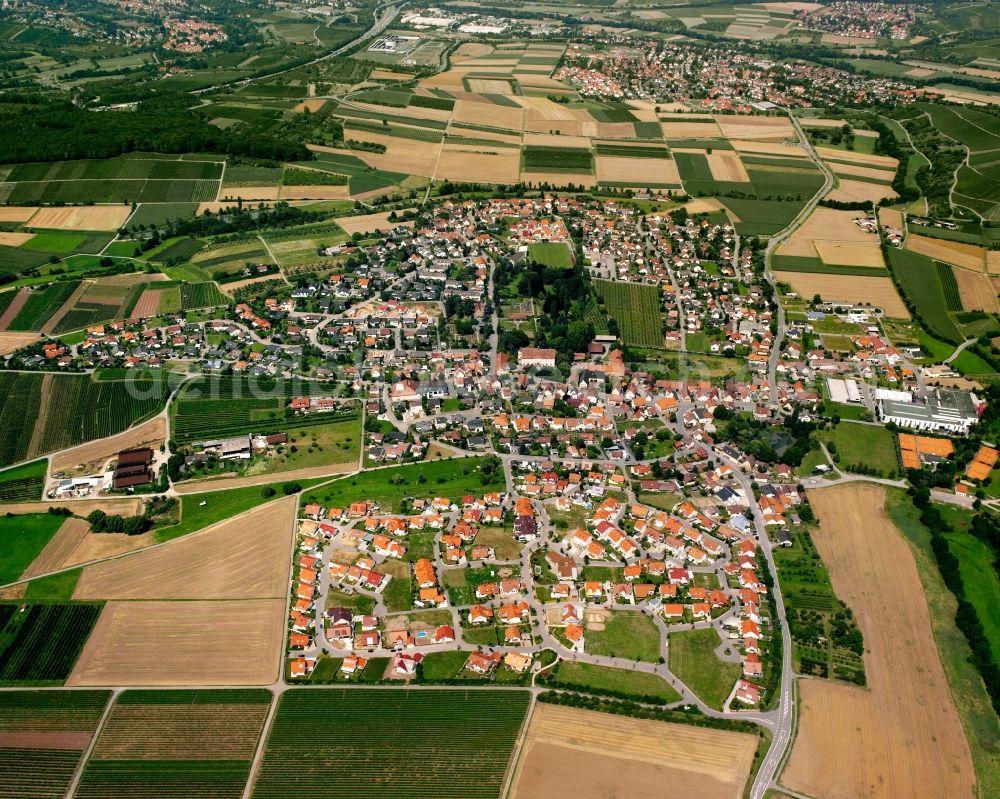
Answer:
[528, 242, 572, 268]
[23, 568, 82, 600]
[301, 457, 504, 514]
[817, 421, 898, 476]
[0, 514, 66, 585]
[585, 611, 660, 662]
[549, 661, 680, 702]
[945, 530, 1000, 663]
[668, 627, 740, 710]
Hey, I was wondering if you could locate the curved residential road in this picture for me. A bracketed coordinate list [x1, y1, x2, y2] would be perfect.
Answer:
[764, 112, 835, 407]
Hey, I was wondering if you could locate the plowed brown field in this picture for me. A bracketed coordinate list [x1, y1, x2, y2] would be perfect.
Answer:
[780, 484, 975, 799]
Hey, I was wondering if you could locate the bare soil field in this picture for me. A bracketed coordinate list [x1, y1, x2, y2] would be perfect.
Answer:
[715, 115, 794, 140]
[436, 145, 521, 183]
[28, 206, 131, 231]
[660, 121, 723, 138]
[67, 599, 284, 686]
[775, 272, 909, 316]
[0, 206, 38, 223]
[707, 151, 750, 182]
[952, 267, 998, 312]
[73, 496, 296, 600]
[595, 155, 681, 185]
[0, 331, 39, 355]
[878, 207, 904, 228]
[0, 288, 30, 330]
[510, 703, 756, 799]
[335, 211, 415, 236]
[906, 234, 986, 272]
[0, 232, 35, 246]
[24, 373, 52, 460]
[131, 288, 161, 318]
[781, 484, 975, 799]
[451, 42, 494, 60]
[370, 68, 412, 80]
[52, 416, 165, 476]
[0, 497, 143, 517]
[20, 517, 90, 579]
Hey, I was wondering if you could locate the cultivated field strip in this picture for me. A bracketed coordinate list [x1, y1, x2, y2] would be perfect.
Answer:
[75, 689, 272, 799]
[252, 689, 531, 799]
[0, 690, 111, 799]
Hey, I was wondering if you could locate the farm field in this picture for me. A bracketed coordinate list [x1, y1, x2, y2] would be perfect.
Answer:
[817, 422, 898, 475]
[20, 518, 92, 580]
[0, 690, 111, 799]
[780, 484, 975, 799]
[51, 415, 166, 476]
[594, 279, 664, 348]
[0, 512, 66, 584]
[0, 601, 103, 684]
[67, 598, 284, 686]
[775, 271, 910, 318]
[76, 689, 272, 799]
[0, 458, 46, 504]
[510, 703, 756, 799]
[776, 207, 884, 269]
[885, 248, 962, 342]
[668, 628, 741, 710]
[253, 688, 530, 799]
[73, 496, 296, 600]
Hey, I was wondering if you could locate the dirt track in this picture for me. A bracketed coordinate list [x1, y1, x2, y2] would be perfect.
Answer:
[780, 484, 975, 799]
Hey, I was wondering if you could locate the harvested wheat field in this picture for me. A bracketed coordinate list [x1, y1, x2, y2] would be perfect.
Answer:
[682, 198, 731, 216]
[778, 207, 884, 267]
[0, 206, 38, 223]
[172, 461, 356, 493]
[511, 703, 756, 799]
[953, 267, 998, 312]
[878, 207, 904, 228]
[28, 206, 132, 231]
[220, 186, 280, 201]
[715, 115, 794, 140]
[52, 416, 166, 476]
[906, 234, 986, 272]
[0, 498, 144, 518]
[815, 147, 898, 170]
[661, 121, 722, 139]
[521, 170, 596, 188]
[21, 518, 90, 579]
[59, 529, 156, 569]
[595, 155, 681, 185]
[452, 99, 523, 130]
[73, 496, 296, 600]
[436, 145, 521, 183]
[827, 179, 898, 204]
[292, 99, 327, 113]
[707, 151, 750, 182]
[0, 331, 39, 355]
[452, 42, 493, 60]
[812, 241, 884, 268]
[67, 599, 284, 686]
[781, 484, 974, 799]
[989, 251, 1000, 275]
[0, 231, 35, 246]
[731, 140, 809, 158]
[828, 161, 895, 182]
[335, 211, 415, 236]
[278, 186, 349, 200]
[775, 272, 909, 316]
[344, 130, 440, 176]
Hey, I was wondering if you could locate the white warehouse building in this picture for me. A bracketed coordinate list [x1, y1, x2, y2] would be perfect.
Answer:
[878, 388, 982, 435]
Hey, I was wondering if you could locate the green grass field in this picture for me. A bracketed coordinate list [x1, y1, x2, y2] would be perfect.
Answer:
[528, 242, 572, 268]
[818, 422, 898, 475]
[945, 530, 1000, 662]
[594, 279, 663, 348]
[302, 457, 505, 513]
[885, 248, 962, 343]
[584, 611, 660, 662]
[0, 459, 47, 503]
[0, 514, 65, 585]
[668, 627, 740, 710]
[252, 689, 530, 799]
[548, 661, 680, 702]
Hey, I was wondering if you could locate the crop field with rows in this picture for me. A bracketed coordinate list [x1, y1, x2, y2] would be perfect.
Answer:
[252, 689, 530, 799]
[594, 279, 664, 348]
[0, 373, 42, 468]
[0, 690, 111, 799]
[76, 689, 272, 799]
[522, 146, 594, 173]
[0, 602, 103, 683]
[0, 459, 46, 503]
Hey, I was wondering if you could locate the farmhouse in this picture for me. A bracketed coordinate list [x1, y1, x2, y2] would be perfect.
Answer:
[518, 347, 557, 368]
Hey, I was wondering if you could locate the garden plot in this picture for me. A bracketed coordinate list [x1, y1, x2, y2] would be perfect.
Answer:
[510, 703, 756, 799]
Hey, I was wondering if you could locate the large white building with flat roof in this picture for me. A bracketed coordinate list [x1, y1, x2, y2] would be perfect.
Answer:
[878, 388, 981, 434]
